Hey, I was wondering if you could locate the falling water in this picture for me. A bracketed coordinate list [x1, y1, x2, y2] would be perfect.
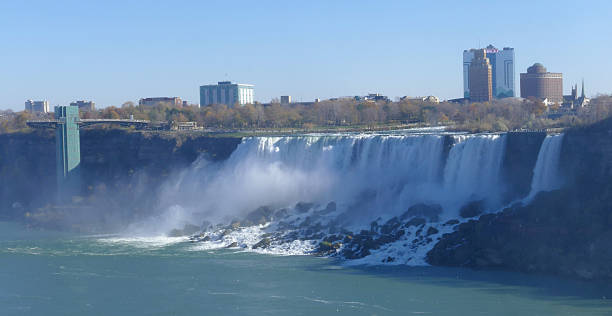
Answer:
[528, 134, 564, 199]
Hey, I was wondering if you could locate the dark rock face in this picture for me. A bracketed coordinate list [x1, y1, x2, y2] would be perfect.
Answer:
[252, 238, 271, 249]
[459, 200, 485, 218]
[501, 132, 546, 203]
[0, 130, 241, 225]
[400, 204, 442, 222]
[428, 189, 612, 280]
[295, 202, 314, 213]
[169, 224, 201, 237]
[429, 118, 612, 280]
[314, 241, 342, 256]
[244, 206, 274, 226]
[0, 131, 56, 219]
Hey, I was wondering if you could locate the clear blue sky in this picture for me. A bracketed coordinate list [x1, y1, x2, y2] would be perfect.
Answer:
[1, 0, 610, 110]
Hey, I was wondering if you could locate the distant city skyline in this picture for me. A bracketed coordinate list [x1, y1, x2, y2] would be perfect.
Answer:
[1, 0, 611, 110]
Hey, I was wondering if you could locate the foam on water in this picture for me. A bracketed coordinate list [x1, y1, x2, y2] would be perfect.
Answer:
[97, 236, 187, 249]
[187, 225, 317, 256]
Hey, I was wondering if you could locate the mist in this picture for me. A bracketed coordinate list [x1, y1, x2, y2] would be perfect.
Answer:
[124, 133, 514, 236]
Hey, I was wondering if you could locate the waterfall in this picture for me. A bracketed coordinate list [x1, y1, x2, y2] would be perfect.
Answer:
[150, 133, 508, 228]
[126, 132, 513, 263]
[442, 134, 506, 213]
[527, 134, 564, 199]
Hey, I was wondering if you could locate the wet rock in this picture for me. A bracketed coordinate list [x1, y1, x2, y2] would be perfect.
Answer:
[426, 227, 439, 236]
[277, 221, 291, 230]
[323, 235, 342, 243]
[168, 229, 184, 237]
[317, 202, 336, 215]
[226, 242, 238, 248]
[381, 217, 401, 235]
[183, 224, 200, 235]
[245, 206, 274, 225]
[459, 200, 486, 218]
[415, 227, 423, 236]
[370, 220, 380, 233]
[394, 229, 406, 239]
[230, 221, 241, 230]
[295, 202, 314, 213]
[168, 223, 201, 237]
[401, 204, 443, 222]
[314, 241, 342, 256]
[298, 216, 319, 230]
[252, 238, 271, 249]
[405, 217, 426, 228]
[444, 219, 460, 226]
[274, 208, 289, 219]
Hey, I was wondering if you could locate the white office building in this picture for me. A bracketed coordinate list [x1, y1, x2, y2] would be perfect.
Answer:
[200, 81, 254, 107]
[463, 45, 515, 99]
[25, 100, 50, 113]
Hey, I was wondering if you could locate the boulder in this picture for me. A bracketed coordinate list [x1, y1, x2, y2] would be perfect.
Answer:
[295, 202, 314, 213]
[426, 226, 439, 236]
[314, 241, 342, 256]
[318, 202, 337, 215]
[405, 217, 426, 228]
[401, 203, 443, 222]
[381, 217, 401, 235]
[444, 219, 460, 226]
[252, 238, 271, 249]
[274, 208, 289, 219]
[226, 242, 238, 248]
[245, 206, 274, 225]
[230, 221, 241, 230]
[168, 223, 201, 237]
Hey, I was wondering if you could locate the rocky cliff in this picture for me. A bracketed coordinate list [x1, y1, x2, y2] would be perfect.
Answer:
[0, 129, 241, 222]
[427, 118, 612, 280]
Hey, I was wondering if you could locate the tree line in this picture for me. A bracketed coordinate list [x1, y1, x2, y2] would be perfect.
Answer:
[2, 96, 612, 134]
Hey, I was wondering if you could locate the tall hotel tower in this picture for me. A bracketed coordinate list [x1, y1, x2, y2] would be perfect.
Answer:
[463, 45, 515, 99]
[468, 49, 493, 102]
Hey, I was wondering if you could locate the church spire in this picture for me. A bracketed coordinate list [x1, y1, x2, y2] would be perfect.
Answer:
[581, 79, 585, 98]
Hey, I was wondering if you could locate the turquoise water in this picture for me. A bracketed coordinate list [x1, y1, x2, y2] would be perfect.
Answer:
[2, 222, 612, 315]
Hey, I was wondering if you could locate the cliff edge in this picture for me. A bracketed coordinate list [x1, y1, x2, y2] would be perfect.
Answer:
[427, 118, 612, 280]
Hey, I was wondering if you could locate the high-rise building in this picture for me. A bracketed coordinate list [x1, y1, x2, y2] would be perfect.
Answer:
[280, 96, 291, 105]
[24, 100, 50, 113]
[70, 100, 95, 112]
[200, 81, 254, 107]
[468, 49, 493, 102]
[520, 63, 563, 104]
[138, 97, 183, 107]
[463, 45, 514, 99]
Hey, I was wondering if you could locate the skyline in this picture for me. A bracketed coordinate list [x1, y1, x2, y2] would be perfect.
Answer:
[1, 0, 611, 110]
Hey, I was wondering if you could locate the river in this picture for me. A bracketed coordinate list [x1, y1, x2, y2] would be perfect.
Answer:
[2, 221, 611, 315]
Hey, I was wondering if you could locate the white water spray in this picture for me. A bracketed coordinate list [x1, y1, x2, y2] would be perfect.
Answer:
[142, 133, 508, 230]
